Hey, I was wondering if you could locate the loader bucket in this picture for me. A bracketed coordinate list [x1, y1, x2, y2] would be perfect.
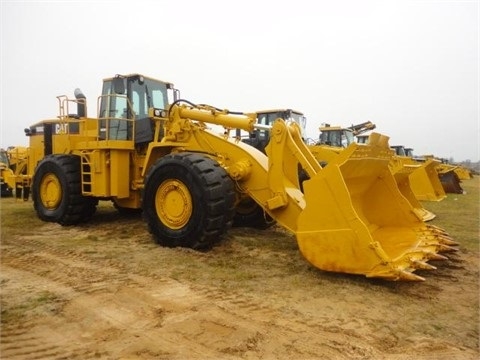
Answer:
[296, 138, 456, 281]
[454, 167, 473, 180]
[389, 161, 436, 222]
[439, 170, 464, 194]
[409, 160, 446, 201]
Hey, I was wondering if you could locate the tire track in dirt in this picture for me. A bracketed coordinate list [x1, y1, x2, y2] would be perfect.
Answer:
[192, 284, 376, 359]
[1, 220, 478, 360]
[1, 230, 377, 359]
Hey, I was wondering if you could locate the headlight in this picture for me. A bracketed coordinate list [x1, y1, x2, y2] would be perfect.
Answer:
[154, 108, 167, 117]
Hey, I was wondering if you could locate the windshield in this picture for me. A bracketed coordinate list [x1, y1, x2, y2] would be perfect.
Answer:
[130, 77, 170, 118]
[257, 110, 306, 137]
[99, 76, 172, 119]
[391, 146, 406, 156]
[319, 129, 354, 147]
[0, 150, 9, 165]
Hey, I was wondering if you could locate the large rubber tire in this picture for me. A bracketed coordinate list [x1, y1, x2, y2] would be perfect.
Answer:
[143, 152, 235, 250]
[1, 183, 13, 197]
[232, 197, 275, 229]
[32, 155, 97, 225]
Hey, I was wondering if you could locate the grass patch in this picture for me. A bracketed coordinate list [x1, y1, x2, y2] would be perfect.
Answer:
[423, 177, 479, 252]
[0, 199, 45, 236]
[1, 290, 61, 324]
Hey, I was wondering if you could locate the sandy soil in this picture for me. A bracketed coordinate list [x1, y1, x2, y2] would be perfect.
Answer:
[1, 197, 478, 359]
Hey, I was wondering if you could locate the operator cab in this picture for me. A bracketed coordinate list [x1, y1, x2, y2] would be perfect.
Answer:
[390, 145, 407, 157]
[356, 134, 369, 144]
[0, 149, 9, 167]
[318, 124, 354, 148]
[243, 109, 306, 153]
[404, 148, 415, 158]
[99, 74, 179, 143]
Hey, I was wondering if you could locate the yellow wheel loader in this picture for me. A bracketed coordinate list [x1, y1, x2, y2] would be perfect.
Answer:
[4, 146, 30, 200]
[17, 74, 457, 281]
[0, 149, 15, 197]
[6, 146, 28, 176]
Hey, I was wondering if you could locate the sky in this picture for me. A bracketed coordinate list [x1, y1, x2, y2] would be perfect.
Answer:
[1, 0, 479, 162]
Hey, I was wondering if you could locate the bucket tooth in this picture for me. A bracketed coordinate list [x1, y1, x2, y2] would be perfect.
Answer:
[435, 232, 454, 240]
[366, 267, 425, 281]
[422, 224, 452, 238]
[398, 271, 426, 282]
[427, 224, 448, 233]
[436, 244, 459, 253]
[416, 228, 459, 249]
[438, 237, 459, 247]
[411, 260, 437, 270]
[423, 252, 448, 261]
[419, 242, 457, 253]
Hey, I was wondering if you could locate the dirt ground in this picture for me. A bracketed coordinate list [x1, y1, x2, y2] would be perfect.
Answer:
[1, 183, 479, 359]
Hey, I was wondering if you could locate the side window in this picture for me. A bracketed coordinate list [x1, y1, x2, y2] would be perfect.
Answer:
[131, 80, 147, 119]
[151, 89, 166, 109]
[99, 81, 112, 118]
[258, 114, 272, 139]
[115, 96, 127, 118]
[131, 91, 142, 118]
[98, 80, 128, 118]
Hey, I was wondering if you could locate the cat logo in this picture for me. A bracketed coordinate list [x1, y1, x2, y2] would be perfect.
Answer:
[55, 123, 68, 134]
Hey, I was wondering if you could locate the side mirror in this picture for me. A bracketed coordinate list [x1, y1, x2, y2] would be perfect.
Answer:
[113, 76, 125, 94]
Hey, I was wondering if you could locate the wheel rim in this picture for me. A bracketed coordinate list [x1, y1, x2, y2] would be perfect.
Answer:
[39, 173, 62, 209]
[156, 179, 192, 229]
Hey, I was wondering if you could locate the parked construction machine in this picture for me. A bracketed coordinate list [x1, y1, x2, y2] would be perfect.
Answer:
[0, 149, 14, 197]
[4, 146, 30, 199]
[7, 146, 28, 176]
[15, 74, 457, 281]
[307, 122, 438, 221]
[317, 121, 376, 147]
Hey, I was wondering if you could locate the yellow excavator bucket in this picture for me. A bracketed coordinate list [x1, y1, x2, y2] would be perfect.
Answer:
[295, 134, 457, 281]
[389, 159, 436, 222]
[454, 166, 473, 180]
[436, 164, 464, 194]
[409, 159, 446, 201]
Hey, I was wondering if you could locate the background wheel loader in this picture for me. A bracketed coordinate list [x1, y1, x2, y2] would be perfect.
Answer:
[0, 149, 14, 197]
[14, 74, 457, 281]
[245, 112, 438, 223]
[4, 146, 30, 199]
